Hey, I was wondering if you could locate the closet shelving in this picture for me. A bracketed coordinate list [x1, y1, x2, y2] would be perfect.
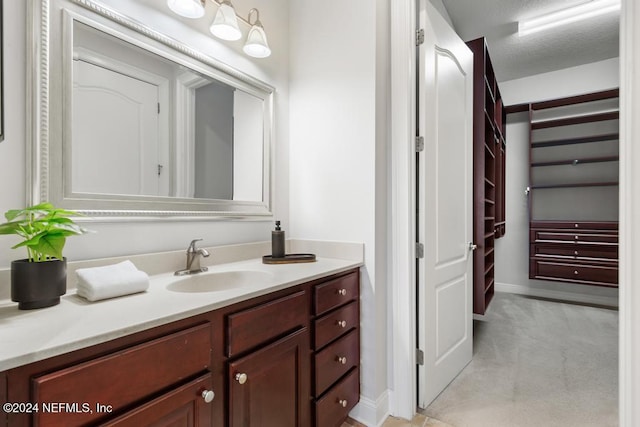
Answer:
[467, 37, 506, 315]
[525, 89, 619, 287]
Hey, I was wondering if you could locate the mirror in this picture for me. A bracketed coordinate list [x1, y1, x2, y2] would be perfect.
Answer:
[28, 0, 274, 219]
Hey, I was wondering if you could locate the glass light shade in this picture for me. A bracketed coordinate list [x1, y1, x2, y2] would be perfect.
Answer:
[209, 2, 242, 41]
[167, 0, 205, 19]
[243, 24, 271, 58]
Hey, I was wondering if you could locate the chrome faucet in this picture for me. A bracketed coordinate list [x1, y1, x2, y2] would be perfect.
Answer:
[175, 239, 210, 276]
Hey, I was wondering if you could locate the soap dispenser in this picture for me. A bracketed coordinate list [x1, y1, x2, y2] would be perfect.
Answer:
[272, 220, 285, 258]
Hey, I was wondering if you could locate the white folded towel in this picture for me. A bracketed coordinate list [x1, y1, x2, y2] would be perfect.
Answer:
[76, 260, 149, 302]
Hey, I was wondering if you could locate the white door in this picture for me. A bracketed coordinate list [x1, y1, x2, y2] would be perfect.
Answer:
[72, 60, 160, 196]
[417, 0, 474, 408]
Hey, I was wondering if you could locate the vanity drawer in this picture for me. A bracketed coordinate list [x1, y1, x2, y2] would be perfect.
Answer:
[314, 329, 359, 396]
[227, 290, 307, 357]
[314, 301, 358, 350]
[314, 271, 359, 316]
[531, 259, 618, 286]
[315, 368, 359, 427]
[32, 323, 211, 426]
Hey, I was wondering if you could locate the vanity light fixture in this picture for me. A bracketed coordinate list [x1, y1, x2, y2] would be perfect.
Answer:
[209, 0, 242, 41]
[243, 9, 271, 58]
[167, 0, 272, 58]
[518, 0, 621, 37]
[167, 0, 206, 19]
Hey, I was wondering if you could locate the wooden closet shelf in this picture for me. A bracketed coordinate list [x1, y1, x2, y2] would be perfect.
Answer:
[531, 156, 619, 167]
[531, 133, 619, 148]
[530, 182, 619, 189]
[531, 111, 619, 130]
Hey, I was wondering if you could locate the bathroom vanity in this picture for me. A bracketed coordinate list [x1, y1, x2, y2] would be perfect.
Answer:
[0, 257, 360, 427]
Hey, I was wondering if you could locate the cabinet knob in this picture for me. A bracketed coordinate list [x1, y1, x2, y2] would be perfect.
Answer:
[575, 223, 579, 228]
[574, 250, 579, 256]
[337, 320, 347, 328]
[338, 399, 348, 408]
[336, 356, 347, 365]
[235, 372, 248, 384]
[574, 270, 579, 275]
[574, 235, 579, 240]
[337, 289, 347, 296]
[201, 389, 215, 403]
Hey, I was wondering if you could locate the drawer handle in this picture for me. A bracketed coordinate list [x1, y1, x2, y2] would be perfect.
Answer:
[337, 320, 347, 328]
[336, 356, 347, 365]
[574, 270, 579, 275]
[337, 289, 347, 296]
[338, 399, 348, 408]
[235, 373, 248, 384]
[201, 389, 215, 403]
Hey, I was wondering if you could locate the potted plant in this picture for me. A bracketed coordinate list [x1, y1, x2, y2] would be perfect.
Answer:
[0, 202, 89, 309]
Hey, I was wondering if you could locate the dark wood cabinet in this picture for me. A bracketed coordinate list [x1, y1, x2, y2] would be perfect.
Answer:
[525, 89, 619, 286]
[467, 37, 506, 315]
[228, 328, 310, 427]
[529, 221, 618, 287]
[1, 268, 360, 427]
[311, 270, 360, 427]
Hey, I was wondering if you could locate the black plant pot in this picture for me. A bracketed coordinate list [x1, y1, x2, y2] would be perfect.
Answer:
[11, 258, 67, 310]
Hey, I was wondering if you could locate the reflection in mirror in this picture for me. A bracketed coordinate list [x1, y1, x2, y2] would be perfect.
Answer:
[71, 21, 264, 202]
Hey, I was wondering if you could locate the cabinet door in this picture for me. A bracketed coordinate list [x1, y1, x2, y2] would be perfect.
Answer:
[101, 374, 213, 427]
[228, 328, 310, 427]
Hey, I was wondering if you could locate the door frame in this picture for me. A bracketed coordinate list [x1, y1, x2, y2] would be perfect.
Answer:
[389, 0, 640, 424]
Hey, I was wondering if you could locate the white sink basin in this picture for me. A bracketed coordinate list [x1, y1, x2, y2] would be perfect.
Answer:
[167, 270, 273, 293]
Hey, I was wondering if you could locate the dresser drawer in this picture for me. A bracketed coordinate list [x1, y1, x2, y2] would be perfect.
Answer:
[314, 301, 358, 350]
[532, 259, 618, 286]
[314, 329, 359, 396]
[315, 368, 359, 427]
[32, 323, 211, 427]
[314, 271, 359, 316]
[532, 231, 618, 244]
[227, 290, 307, 357]
[532, 243, 618, 260]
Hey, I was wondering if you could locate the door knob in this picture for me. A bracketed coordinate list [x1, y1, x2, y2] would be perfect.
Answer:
[235, 372, 248, 384]
[468, 242, 478, 251]
[201, 389, 215, 403]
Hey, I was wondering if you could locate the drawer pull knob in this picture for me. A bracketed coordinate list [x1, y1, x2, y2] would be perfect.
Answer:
[574, 251, 579, 256]
[575, 223, 579, 228]
[201, 389, 215, 403]
[337, 320, 347, 328]
[336, 356, 347, 364]
[235, 373, 248, 384]
[338, 399, 348, 408]
[574, 235, 579, 240]
[574, 270, 579, 275]
[337, 289, 347, 296]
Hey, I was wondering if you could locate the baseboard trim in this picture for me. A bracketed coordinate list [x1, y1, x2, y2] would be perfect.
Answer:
[495, 282, 619, 308]
[349, 390, 390, 427]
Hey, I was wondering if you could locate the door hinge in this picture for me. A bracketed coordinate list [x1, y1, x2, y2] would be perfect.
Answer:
[415, 242, 424, 259]
[158, 103, 161, 114]
[416, 348, 424, 365]
[416, 29, 425, 46]
[157, 164, 163, 176]
[415, 136, 424, 152]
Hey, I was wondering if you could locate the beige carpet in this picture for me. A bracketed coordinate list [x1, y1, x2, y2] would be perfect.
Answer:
[422, 292, 618, 427]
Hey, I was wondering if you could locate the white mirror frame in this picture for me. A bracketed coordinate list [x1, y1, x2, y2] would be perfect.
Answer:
[27, 0, 275, 221]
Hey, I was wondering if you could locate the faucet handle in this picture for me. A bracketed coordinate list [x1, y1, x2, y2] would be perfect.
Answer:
[187, 238, 204, 252]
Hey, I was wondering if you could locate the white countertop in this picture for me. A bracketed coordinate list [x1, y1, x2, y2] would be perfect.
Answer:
[0, 242, 363, 372]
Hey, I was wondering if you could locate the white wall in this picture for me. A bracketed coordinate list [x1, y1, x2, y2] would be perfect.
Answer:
[496, 58, 620, 306]
[289, 0, 390, 424]
[0, 0, 290, 269]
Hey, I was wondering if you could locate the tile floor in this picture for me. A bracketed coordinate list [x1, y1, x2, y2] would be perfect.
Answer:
[342, 414, 454, 427]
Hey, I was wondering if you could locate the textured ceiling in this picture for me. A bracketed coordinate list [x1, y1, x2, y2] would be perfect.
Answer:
[440, 0, 620, 82]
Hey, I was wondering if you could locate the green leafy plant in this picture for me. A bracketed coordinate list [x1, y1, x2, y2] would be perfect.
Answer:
[0, 202, 89, 262]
